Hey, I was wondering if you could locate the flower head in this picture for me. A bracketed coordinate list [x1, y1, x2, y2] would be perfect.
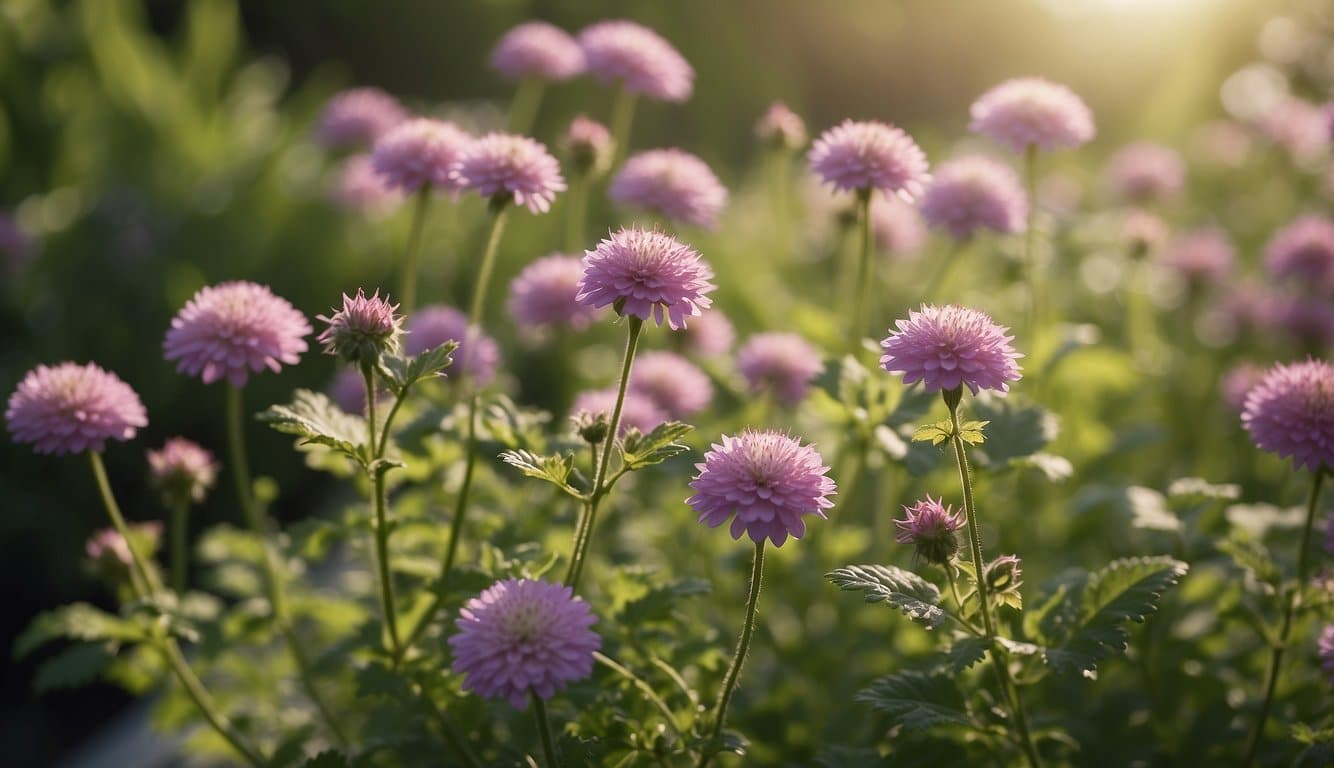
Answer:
[315, 87, 407, 149]
[919, 155, 1028, 239]
[675, 309, 735, 358]
[808, 120, 930, 199]
[1261, 99, 1329, 162]
[562, 115, 615, 176]
[1319, 624, 1334, 686]
[164, 281, 311, 387]
[86, 522, 162, 571]
[1104, 142, 1185, 203]
[756, 101, 807, 150]
[450, 132, 565, 213]
[317, 289, 403, 365]
[1276, 299, 1334, 351]
[687, 430, 836, 547]
[985, 554, 1024, 594]
[1241, 359, 1334, 472]
[969, 77, 1095, 153]
[628, 350, 712, 419]
[609, 149, 728, 229]
[1221, 362, 1265, 413]
[371, 118, 472, 194]
[894, 496, 964, 566]
[737, 332, 823, 407]
[508, 254, 601, 333]
[571, 388, 665, 436]
[490, 21, 584, 82]
[1265, 215, 1334, 295]
[871, 197, 927, 256]
[576, 227, 715, 329]
[329, 366, 386, 415]
[578, 20, 693, 102]
[406, 306, 501, 387]
[449, 578, 600, 709]
[1162, 228, 1235, 288]
[1123, 209, 1170, 257]
[147, 437, 217, 506]
[6, 362, 148, 455]
[331, 154, 404, 215]
[880, 305, 1023, 395]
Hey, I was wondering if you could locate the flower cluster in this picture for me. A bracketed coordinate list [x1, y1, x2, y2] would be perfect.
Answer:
[406, 306, 501, 386]
[919, 155, 1028, 239]
[737, 332, 823, 407]
[450, 133, 566, 213]
[628, 350, 713, 419]
[371, 118, 473, 194]
[315, 87, 406, 149]
[317, 289, 403, 365]
[148, 438, 218, 506]
[894, 496, 964, 566]
[508, 254, 601, 333]
[490, 21, 585, 82]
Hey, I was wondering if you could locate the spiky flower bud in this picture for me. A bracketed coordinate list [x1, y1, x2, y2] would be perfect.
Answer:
[985, 554, 1024, 594]
[316, 289, 403, 366]
[894, 496, 964, 566]
[574, 410, 610, 445]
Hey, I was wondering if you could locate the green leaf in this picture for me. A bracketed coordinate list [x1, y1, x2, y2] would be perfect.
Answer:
[943, 636, 990, 672]
[1010, 452, 1074, 482]
[1217, 534, 1280, 590]
[499, 449, 580, 497]
[258, 389, 367, 464]
[912, 420, 954, 446]
[15, 603, 144, 659]
[377, 341, 457, 393]
[1124, 486, 1180, 532]
[1037, 556, 1189, 675]
[619, 578, 711, 625]
[856, 670, 974, 732]
[827, 565, 946, 629]
[1168, 477, 1241, 508]
[621, 421, 694, 470]
[33, 643, 112, 692]
[300, 750, 353, 768]
[479, 394, 551, 450]
[956, 420, 988, 445]
[968, 394, 1055, 466]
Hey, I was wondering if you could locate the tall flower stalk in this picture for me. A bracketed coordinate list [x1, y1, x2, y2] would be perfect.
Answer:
[399, 187, 431, 315]
[852, 188, 875, 349]
[608, 84, 638, 170]
[1022, 144, 1039, 338]
[699, 540, 765, 768]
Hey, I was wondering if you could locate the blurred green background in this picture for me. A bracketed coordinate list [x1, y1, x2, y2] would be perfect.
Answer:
[0, 0, 1315, 763]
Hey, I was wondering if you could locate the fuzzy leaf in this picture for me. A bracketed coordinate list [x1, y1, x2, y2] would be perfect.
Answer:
[621, 421, 694, 470]
[943, 636, 991, 672]
[856, 670, 973, 732]
[956, 420, 989, 445]
[620, 578, 711, 625]
[912, 420, 955, 446]
[1217, 534, 1280, 589]
[827, 565, 946, 629]
[15, 603, 144, 659]
[499, 449, 580, 497]
[377, 341, 456, 393]
[258, 390, 367, 463]
[33, 643, 112, 692]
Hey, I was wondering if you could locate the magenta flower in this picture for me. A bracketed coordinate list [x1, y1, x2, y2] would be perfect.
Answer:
[6, 362, 148, 455]
[628, 350, 712, 419]
[86, 522, 162, 569]
[331, 155, 403, 215]
[1221, 363, 1266, 413]
[919, 155, 1028, 239]
[508, 253, 601, 333]
[969, 77, 1095, 153]
[148, 437, 218, 505]
[578, 20, 693, 102]
[406, 306, 501, 386]
[164, 282, 311, 387]
[449, 578, 599, 709]
[1104, 142, 1185, 203]
[490, 21, 584, 82]
[688, 430, 836, 547]
[576, 227, 715, 330]
[756, 101, 807, 150]
[449, 133, 565, 213]
[371, 118, 472, 194]
[676, 309, 735, 359]
[894, 495, 964, 565]
[1320, 625, 1334, 686]
[609, 149, 728, 229]
[737, 332, 823, 407]
[808, 120, 930, 200]
[1162, 228, 1235, 288]
[317, 289, 403, 364]
[315, 87, 407, 150]
[1265, 215, 1334, 295]
[1241, 359, 1334, 472]
[571, 388, 666, 436]
[870, 197, 927, 257]
[880, 304, 1023, 395]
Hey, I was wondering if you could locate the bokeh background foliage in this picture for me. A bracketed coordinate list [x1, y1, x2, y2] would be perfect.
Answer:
[0, 0, 1328, 765]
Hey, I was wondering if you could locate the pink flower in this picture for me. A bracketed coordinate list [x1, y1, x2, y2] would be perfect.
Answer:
[371, 118, 472, 194]
[628, 350, 712, 419]
[1221, 363, 1266, 413]
[687, 430, 836, 547]
[1265, 215, 1334, 295]
[449, 578, 599, 709]
[756, 101, 807, 150]
[571, 388, 665, 436]
[880, 304, 1023, 395]
[919, 155, 1028, 239]
[315, 87, 407, 150]
[737, 332, 823, 407]
[450, 133, 565, 214]
[164, 282, 311, 387]
[406, 306, 501, 386]
[1241, 358, 1334, 472]
[316, 289, 403, 364]
[1162, 228, 1235, 288]
[1261, 99, 1329, 162]
[330, 155, 403, 215]
[969, 77, 1095, 153]
[508, 254, 601, 333]
[894, 495, 964, 565]
[490, 21, 584, 82]
[86, 522, 162, 569]
[6, 362, 148, 455]
[562, 115, 615, 175]
[808, 120, 930, 199]
[1104, 142, 1185, 203]
[675, 310, 735, 358]
[576, 227, 715, 330]
[578, 20, 693, 102]
[610, 148, 728, 229]
[148, 437, 218, 505]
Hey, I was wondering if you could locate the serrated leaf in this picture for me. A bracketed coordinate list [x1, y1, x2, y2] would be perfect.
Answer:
[827, 565, 946, 628]
[479, 394, 550, 450]
[856, 670, 974, 732]
[968, 393, 1055, 466]
[912, 420, 954, 446]
[1125, 486, 1180, 532]
[377, 341, 456, 393]
[620, 578, 711, 624]
[621, 421, 694, 470]
[15, 604, 144, 659]
[33, 643, 112, 692]
[499, 449, 579, 496]
[1217, 534, 1280, 588]
[943, 636, 990, 672]
[258, 389, 367, 464]
[1038, 556, 1188, 675]
[957, 419, 989, 445]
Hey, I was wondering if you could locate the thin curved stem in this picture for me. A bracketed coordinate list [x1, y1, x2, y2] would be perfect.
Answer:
[508, 76, 545, 134]
[699, 540, 766, 768]
[1022, 144, 1039, 340]
[595, 651, 685, 741]
[170, 498, 189, 594]
[468, 205, 510, 331]
[364, 364, 401, 658]
[609, 84, 638, 169]
[89, 453, 161, 597]
[399, 187, 432, 316]
[565, 171, 589, 253]
[531, 690, 560, 768]
[1242, 469, 1326, 767]
[565, 316, 644, 590]
[850, 188, 874, 352]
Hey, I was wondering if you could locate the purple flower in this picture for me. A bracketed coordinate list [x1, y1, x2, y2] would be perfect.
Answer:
[490, 21, 584, 82]
[576, 227, 715, 330]
[1319, 625, 1334, 686]
[562, 115, 615, 175]
[1221, 363, 1266, 413]
[86, 522, 162, 569]
[609, 149, 728, 229]
[329, 367, 375, 415]
[969, 77, 1095, 153]
[148, 437, 218, 505]
[687, 430, 836, 547]
[578, 20, 693, 102]
[6, 362, 148, 455]
[164, 282, 311, 387]
[894, 495, 964, 565]
[315, 87, 407, 150]
[1104, 142, 1184, 203]
[508, 253, 601, 333]
[675, 309, 735, 359]
[450, 132, 565, 213]
[330, 155, 403, 215]
[1265, 215, 1334, 295]
[449, 578, 599, 709]
[919, 155, 1028, 239]
[317, 289, 403, 364]
[571, 388, 665, 436]
[1161, 228, 1235, 288]
[737, 332, 823, 407]
[1275, 299, 1334, 351]
[628, 350, 712, 419]
[808, 120, 930, 200]
[1241, 358, 1334, 472]
[870, 196, 927, 256]
[406, 306, 501, 386]
[880, 304, 1023, 395]
[371, 118, 472, 194]
[756, 101, 807, 150]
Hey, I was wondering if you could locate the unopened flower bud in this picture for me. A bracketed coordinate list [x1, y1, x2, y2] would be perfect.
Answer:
[148, 438, 218, 507]
[894, 496, 964, 566]
[574, 410, 610, 445]
[317, 288, 403, 366]
[985, 554, 1024, 594]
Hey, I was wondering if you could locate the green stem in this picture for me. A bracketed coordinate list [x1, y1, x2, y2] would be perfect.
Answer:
[609, 84, 638, 169]
[414, 673, 483, 768]
[88, 452, 265, 767]
[1022, 144, 1039, 341]
[595, 652, 685, 741]
[565, 171, 589, 253]
[1242, 469, 1326, 767]
[699, 540, 766, 768]
[565, 316, 643, 591]
[400, 187, 432, 316]
[532, 690, 560, 768]
[364, 363, 401, 658]
[508, 77, 545, 134]
[170, 498, 188, 594]
[470, 204, 510, 330]
[850, 188, 874, 352]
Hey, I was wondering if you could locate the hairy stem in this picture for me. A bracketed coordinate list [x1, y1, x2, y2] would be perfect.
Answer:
[364, 363, 401, 658]
[699, 540, 766, 768]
